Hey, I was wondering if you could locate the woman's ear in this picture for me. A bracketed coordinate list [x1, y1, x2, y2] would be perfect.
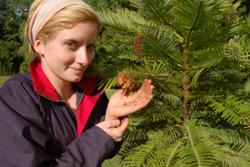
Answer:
[33, 40, 44, 56]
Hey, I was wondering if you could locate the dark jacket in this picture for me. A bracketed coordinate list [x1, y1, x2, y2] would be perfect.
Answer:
[0, 60, 121, 167]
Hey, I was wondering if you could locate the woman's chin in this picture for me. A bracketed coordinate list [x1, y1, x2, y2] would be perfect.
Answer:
[65, 69, 85, 83]
[71, 77, 82, 83]
[68, 74, 83, 83]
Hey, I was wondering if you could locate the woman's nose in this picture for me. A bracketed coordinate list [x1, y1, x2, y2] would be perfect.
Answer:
[76, 47, 91, 65]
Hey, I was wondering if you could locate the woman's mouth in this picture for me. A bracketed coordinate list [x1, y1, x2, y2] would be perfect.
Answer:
[70, 66, 85, 72]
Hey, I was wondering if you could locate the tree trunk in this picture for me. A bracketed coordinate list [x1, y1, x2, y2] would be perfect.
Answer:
[182, 44, 191, 125]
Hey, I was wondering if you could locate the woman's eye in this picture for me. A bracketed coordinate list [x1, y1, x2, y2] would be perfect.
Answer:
[66, 41, 77, 50]
[87, 45, 96, 52]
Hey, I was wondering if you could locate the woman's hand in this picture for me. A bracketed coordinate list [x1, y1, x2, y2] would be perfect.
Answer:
[96, 116, 129, 142]
[106, 79, 153, 120]
[99, 79, 153, 142]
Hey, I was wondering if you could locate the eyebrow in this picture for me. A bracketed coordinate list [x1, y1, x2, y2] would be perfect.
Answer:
[64, 39, 80, 43]
[64, 38, 96, 45]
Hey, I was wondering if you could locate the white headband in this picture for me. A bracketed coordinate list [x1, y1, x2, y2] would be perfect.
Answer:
[27, 0, 88, 47]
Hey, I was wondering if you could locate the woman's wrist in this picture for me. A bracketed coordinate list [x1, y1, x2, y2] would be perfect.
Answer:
[105, 107, 118, 120]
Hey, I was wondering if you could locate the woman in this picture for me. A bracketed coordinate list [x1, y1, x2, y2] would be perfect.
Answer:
[0, 0, 153, 166]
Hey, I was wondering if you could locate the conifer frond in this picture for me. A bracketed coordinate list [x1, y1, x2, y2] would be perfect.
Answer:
[128, 59, 182, 95]
[100, 9, 146, 32]
[165, 141, 182, 167]
[216, 145, 250, 167]
[244, 80, 250, 93]
[177, 121, 216, 167]
[159, 93, 182, 105]
[100, 76, 117, 90]
[118, 54, 141, 62]
[119, 141, 142, 158]
[221, 156, 250, 167]
[124, 128, 149, 142]
[162, 125, 183, 145]
[198, 127, 250, 151]
[140, 24, 181, 66]
[225, 41, 243, 61]
[130, 0, 174, 24]
[121, 134, 166, 167]
[173, 0, 225, 33]
[210, 96, 250, 126]
[135, 60, 170, 78]
[190, 95, 213, 112]
[153, 78, 182, 96]
[137, 109, 181, 128]
[191, 20, 243, 50]
[191, 48, 224, 86]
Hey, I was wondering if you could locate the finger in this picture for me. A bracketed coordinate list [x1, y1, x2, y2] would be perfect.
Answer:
[141, 79, 151, 93]
[143, 85, 154, 102]
[142, 79, 153, 97]
[107, 119, 121, 128]
[141, 79, 149, 93]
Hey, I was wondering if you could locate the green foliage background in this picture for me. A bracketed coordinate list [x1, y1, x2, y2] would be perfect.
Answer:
[0, 0, 31, 75]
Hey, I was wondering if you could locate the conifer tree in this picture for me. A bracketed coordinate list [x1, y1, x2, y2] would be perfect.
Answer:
[98, 0, 250, 166]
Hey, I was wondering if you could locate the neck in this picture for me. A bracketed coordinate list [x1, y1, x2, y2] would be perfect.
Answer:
[41, 62, 74, 100]
[56, 82, 74, 101]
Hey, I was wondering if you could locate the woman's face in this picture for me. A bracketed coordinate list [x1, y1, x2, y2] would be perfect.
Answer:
[35, 22, 99, 84]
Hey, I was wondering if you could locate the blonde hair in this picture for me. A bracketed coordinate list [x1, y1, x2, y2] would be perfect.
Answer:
[24, 0, 101, 56]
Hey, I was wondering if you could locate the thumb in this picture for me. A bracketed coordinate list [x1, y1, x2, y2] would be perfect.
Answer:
[108, 119, 121, 128]
[116, 116, 129, 131]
